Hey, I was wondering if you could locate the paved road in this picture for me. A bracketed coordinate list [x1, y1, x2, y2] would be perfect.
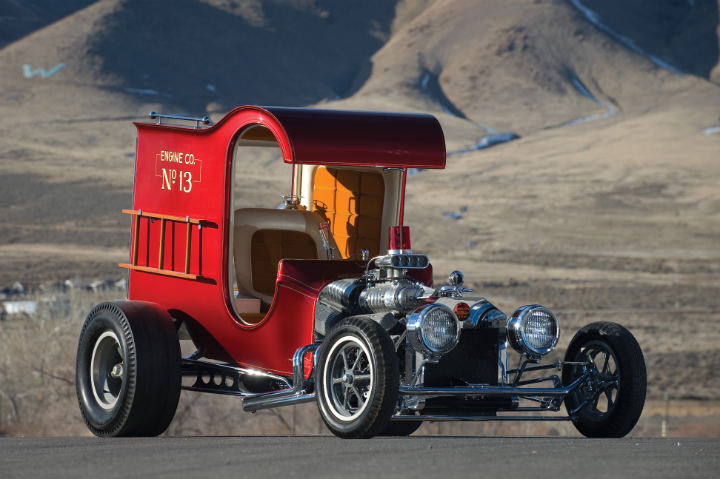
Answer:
[1, 436, 718, 478]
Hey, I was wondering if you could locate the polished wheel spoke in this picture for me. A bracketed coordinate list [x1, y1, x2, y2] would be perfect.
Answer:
[575, 341, 621, 418]
[341, 349, 349, 371]
[604, 389, 614, 409]
[354, 374, 371, 383]
[325, 335, 375, 420]
[351, 386, 364, 408]
[601, 354, 610, 374]
[342, 385, 350, 410]
[351, 350, 360, 371]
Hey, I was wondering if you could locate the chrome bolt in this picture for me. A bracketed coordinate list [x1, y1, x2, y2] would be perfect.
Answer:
[110, 363, 123, 379]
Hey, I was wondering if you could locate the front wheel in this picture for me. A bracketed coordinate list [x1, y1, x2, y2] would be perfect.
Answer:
[75, 301, 181, 436]
[563, 321, 646, 438]
[315, 317, 399, 438]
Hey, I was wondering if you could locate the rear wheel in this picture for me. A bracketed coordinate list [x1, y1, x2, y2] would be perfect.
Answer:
[315, 317, 399, 438]
[76, 301, 181, 436]
[563, 322, 646, 438]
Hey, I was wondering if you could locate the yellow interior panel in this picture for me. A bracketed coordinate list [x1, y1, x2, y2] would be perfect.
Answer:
[312, 167, 385, 258]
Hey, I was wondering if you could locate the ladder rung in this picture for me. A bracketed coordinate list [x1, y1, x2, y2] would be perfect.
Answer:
[119, 263, 199, 280]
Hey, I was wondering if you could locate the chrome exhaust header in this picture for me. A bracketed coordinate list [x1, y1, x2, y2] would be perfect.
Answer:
[241, 343, 320, 412]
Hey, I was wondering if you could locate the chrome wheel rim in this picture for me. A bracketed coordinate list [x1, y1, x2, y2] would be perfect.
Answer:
[90, 331, 124, 410]
[323, 335, 374, 422]
[575, 340, 620, 417]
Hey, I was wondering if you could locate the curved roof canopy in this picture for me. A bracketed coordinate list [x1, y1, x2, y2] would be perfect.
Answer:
[137, 106, 447, 170]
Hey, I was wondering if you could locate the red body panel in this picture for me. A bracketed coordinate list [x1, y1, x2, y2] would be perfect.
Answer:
[127, 106, 445, 375]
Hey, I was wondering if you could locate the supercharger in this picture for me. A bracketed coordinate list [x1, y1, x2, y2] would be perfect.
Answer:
[314, 257, 432, 337]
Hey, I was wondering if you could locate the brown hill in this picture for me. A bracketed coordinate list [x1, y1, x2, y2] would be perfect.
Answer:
[347, 0, 719, 136]
[0, 0, 95, 49]
[0, 0, 718, 286]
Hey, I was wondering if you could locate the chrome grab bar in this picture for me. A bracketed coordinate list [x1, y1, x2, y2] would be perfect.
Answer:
[149, 111, 212, 128]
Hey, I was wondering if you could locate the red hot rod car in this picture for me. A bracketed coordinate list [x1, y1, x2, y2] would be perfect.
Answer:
[75, 106, 646, 438]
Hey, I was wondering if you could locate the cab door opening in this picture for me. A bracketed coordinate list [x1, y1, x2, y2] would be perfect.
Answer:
[229, 125, 332, 324]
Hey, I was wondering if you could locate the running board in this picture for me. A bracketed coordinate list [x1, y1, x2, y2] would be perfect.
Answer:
[181, 358, 291, 397]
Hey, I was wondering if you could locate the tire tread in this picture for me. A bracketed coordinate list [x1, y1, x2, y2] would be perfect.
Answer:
[563, 321, 646, 438]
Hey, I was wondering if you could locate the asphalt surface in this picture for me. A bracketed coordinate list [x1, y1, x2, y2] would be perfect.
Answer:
[1, 436, 718, 478]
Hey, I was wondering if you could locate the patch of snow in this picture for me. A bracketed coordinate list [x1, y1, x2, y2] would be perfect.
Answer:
[420, 73, 430, 90]
[477, 124, 498, 135]
[440, 105, 455, 115]
[23, 63, 64, 78]
[570, 77, 596, 101]
[702, 126, 720, 136]
[568, 0, 684, 75]
[443, 211, 462, 220]
[443, 205, 468, 220]
[448, 132, 520, 156]
[561, 109, 615, 127]
[124, 88, 159, 96]
[563, 75, 617, 126]
[2, 300, 37, 315]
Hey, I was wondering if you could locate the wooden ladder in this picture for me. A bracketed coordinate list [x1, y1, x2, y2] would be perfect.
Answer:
[118, 209, 205, 280]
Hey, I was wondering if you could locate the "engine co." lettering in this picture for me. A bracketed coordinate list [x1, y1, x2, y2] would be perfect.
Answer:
[156, 150, 202, 193]
[160, 150, 197, 165]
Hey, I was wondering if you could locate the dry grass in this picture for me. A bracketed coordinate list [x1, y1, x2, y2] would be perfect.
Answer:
[1, 288, 718, 438]
[0, 290, 109, 436]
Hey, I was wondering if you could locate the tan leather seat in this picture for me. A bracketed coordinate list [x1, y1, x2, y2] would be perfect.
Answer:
[233, 208, 337, 306]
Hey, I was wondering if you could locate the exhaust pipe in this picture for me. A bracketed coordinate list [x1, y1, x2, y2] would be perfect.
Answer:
[242, 343, 319, 412]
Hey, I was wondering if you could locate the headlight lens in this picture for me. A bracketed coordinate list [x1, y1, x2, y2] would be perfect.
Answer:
[407, 304, 460, 357]
[507, 305, 559, 357]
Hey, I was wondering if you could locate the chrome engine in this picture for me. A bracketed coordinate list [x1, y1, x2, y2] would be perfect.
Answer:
[314, 253, 431, 336]
[318, 278, 425, 316]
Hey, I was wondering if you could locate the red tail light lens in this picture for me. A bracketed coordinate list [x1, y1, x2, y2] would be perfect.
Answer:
[389, 226, 411, 251]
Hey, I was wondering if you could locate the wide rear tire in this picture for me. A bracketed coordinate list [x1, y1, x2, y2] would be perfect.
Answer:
[315, 317, 399, 439]
[75, 301, 181, 436]
[563, 321, 646, 438]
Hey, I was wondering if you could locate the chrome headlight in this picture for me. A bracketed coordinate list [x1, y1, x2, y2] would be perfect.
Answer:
[407, 304, 460, 357]
[507, 305, 559, 357]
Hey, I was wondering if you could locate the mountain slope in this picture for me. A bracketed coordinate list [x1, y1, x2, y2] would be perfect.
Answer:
[349, 0, 717, 135]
